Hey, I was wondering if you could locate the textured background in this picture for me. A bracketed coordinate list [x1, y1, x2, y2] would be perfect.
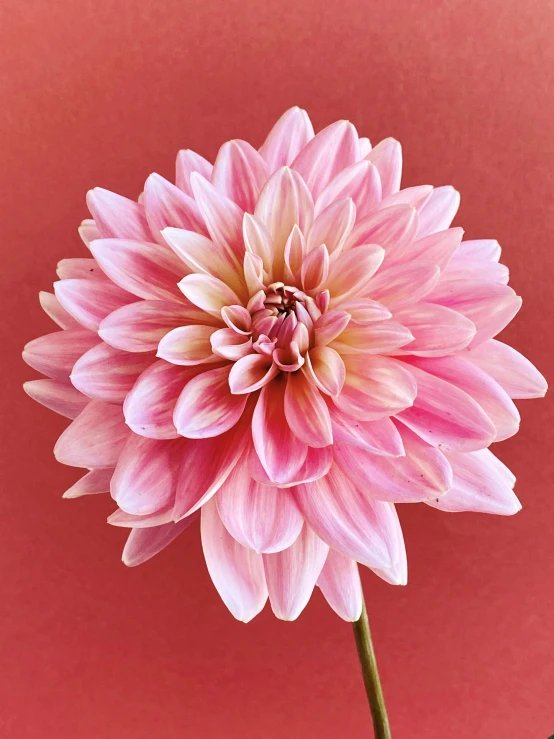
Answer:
[1, 0, 553, 737]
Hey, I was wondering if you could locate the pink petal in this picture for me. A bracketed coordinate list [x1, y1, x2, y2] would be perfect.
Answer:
[54, 279, 136, 331]
[259, 107, 315, 172]
[301, 244, 330, 292]
[56, 258, 108, 281]
[331, 321, 414, 355]
[464, 339, 547, 399]
[254, 167, 314, 270]
[124, 361, 200, 439]
[284, 371, 333, 448]
[86, 188, 151, 241]
[452, 239, 501, 262]
[63, 467, 115, 499]
[221, 305, 252, 334]
[294, 464, 399, 569]
[162, 227, 245, 297]
[304, 346, 346, 397]
[363, 261, 440, 309]
[365, 138, 402, 197]
[190, 173, 245, 260]
[317, 550, 362, 621]
[307, 198, 356, 256]
[333, 423, 452, 502]
[111, 436, 183, 515]
[242, 214, 274, 274]
[427, 281, 522, 345]
[337, 298, 392, 324]
[346, 205, 418, 258]
[173, 408, 253, 519]
[175, 149, 213, 196]
[210, 328, 253, 361]
[252, 376, 309, 484]
[228, 353, 278, 393]
[216, 453, 304, 553]
[358, 137, 371, 158]
[178, 273, 242, 317]
[249, 444, 333, 489]
[333, 354, 417, 420]
[212, 140, 268, 213]
[391, 303, 475, 356]
[90, 239, 186, 301]
[157, 325, 217, 366]
[143, 173, 205, 241]
[71, 343, 154, 403]
[370, 504, 407, 585]
[396, 361, 496, 451]
[23, 330, 100, 381]
[315, 160, 381, 220]
[379, 185, 433, 212]
[108, 507, 173, 528]
[263, 525, 329, 620]
[426, 449, 520, 515]
[283, 225, 307, 282]
[78, 219, 101, 248]
[39, 291, 80, 329]
[328, 408, 404, 456]
[122, 513, 199, 567]
[292, 120, 359, 199]
[174, 365, 248, 438]
[201, 496, 268, 622]
[99, 299, 214, 353]
[23, 379, 89, 419]
[313, 310, 352, 346]
[326, 245, 385, 304]
[54, 401, 130, 468]
[439, 258, 509, 285]
[417, 186, 460, 237]
[406, 356, 520, 442]
[394, 227, 463, 269]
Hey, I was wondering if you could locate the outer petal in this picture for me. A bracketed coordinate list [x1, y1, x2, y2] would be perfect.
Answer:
[397, 361, 497, 451]
[201, 496, 268, 622]
[54, 401, 130, 468]
[71, 343, 154, 403]
[23, 379, 89, 419]
[331, 321, 414, 355]
[405, 356, 520, 442]
[333, 423, 452, 502]
[391, 303, 476, 357]
[328, 408, 405, 456]
[56, 257, 109, 281]
[111, 436, 183, 515]
[90, 239, 186, 301]
[294, 464, 399, 570]
[63, 467, 114, 498]
[326, 245, 385, 304]
[23, 330, 100, 381]
[263, 525, 329, 620]
[249, 445, 332, 489]
[346, 205, 418, 258]
[363, 261, 440, 309]
[394, 227, 463, 270]
[211, 140, 268, 213]
[365, 138, 402, 197]
[259, 107, 315, 171]
[292, 120, 359, 199]
[284, 371, 333, 448]
[53, 279, 135, 331]
[306, 198, 356, 256]
[252, 377, 309, 484]
[99, 300, 214, 353]
[86, 188, 151, 241]
[317, 550, 363, 621]
[175, 149, 213, 196]
[333, 354, 417, 420]
[216, 452, 304, 553]
[124, 361, 200, 439]
[464, 339, 547, 399]
[143, 173, 205, 240]
[417, 186, 460, 237]
[174, 365, 247, 438]
[190, 173, 245, 260]
[315, 160, 381, 219]
[122, 512, 199, 567]
[426, 449, 521, 515]
[39, 291, 80, 329]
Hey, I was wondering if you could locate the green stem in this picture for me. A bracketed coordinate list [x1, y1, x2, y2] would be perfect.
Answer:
[352, 595, 392, 739]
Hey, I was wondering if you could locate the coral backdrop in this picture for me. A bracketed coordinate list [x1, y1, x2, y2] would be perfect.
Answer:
[1, 0, 553, 737]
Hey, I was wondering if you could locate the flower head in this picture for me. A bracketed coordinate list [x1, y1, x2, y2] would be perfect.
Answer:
[23, 108, 547, 622]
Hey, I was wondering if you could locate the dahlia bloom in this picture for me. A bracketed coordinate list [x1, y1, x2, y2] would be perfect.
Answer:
[23, 107, 546, 623]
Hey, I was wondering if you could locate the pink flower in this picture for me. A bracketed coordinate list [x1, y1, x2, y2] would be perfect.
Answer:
[23, 108, 546, 622]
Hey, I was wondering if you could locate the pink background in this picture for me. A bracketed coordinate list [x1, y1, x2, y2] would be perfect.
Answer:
[1, 0, 553, 736]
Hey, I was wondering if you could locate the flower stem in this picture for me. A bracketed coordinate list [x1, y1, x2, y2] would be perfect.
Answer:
[352, 595, 391, 738]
